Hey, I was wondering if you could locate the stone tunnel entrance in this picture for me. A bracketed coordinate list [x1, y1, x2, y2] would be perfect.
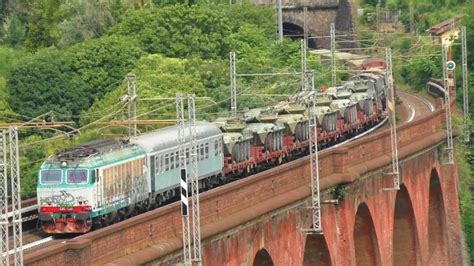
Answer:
[393, 185, 420, 265]
[253, 248, 274, 266]
[303, 234, 331, 265]
[353, 203, 380, 266]
[282, 22, 317, 49]
[428, 169, 449, 264]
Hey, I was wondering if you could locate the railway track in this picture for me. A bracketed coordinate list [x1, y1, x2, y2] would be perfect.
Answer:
[398, 90, 435, 122]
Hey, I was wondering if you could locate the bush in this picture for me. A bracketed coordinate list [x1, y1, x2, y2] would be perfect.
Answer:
[7, 36, 143, 119]
[109, 4, 232, 59]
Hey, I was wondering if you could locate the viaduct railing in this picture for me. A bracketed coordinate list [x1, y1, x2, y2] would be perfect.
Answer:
[24, 107, 447, 265]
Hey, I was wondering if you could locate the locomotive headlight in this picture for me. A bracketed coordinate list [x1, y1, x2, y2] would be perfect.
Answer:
[61, 161, 67, 167]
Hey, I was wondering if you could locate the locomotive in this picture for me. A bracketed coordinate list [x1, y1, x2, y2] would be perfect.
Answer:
[37, 72, 387, 234]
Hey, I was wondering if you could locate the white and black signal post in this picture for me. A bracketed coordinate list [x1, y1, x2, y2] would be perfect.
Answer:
[0, 129, 9, 266]
[176, 94, 192, 265]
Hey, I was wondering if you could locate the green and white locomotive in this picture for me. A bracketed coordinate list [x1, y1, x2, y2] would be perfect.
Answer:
[37, 122, 223, 233]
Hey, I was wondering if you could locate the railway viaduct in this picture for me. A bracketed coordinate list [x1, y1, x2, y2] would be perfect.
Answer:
[23, 91, 464, 265]
[252, 0, 356, 48]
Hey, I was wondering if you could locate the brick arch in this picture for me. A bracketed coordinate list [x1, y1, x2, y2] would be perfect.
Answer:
[302, 234, 331, 266]
[282, 21, 317, 48]
[253, 248, 274, 266]
[353, 202, 381, 266]
[335, 0, 356, 49]
[393, 185, 421, 265]
[428, 168, 449, 264]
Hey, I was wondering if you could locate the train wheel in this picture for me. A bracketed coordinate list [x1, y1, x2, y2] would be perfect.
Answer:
[92, 218, 102, 229]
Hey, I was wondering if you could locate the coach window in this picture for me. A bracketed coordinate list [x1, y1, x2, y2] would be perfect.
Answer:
[165, 154, 169, 171]
[205, 143, 209, 159]
[218, 139, 223, 155]
[214, 140, 218, 156]
[160, 155, 164, 173]
[155, 156, 160, 175]
[175, 151, 179, 168]
[170, 153, 175, 170]
[200, 144, 204, 160]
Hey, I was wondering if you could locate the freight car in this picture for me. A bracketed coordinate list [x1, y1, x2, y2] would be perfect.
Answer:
[37, 71, 388, 234]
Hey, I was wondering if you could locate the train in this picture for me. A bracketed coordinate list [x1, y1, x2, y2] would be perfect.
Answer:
[37, 71, 387, 234]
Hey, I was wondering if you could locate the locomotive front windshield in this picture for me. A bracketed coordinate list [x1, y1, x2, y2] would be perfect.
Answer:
[67, 169, 88, 184]
[40, 169, 62, 184]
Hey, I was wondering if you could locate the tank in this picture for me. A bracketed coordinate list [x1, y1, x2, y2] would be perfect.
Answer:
[276, 114, 305, 135]
[273, 101, 306, 114]
[331, 99, 358, 124]
[222, 132, 252, 162]
[244, 108, 278, 123]
[243, 123, 284, 152]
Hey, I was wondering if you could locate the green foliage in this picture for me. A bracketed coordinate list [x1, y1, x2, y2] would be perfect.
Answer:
[24, 0, 64, 50]
[58, 1, 117, 48]
[456, 143, 474, 264]
[1, 14, 25, 47]
[82, 54, 225, 124]
[110, 4, 232, 58]
[7, 36, 143, 119]
[400, 56, 441, 90]
[109, 4, 274, 59]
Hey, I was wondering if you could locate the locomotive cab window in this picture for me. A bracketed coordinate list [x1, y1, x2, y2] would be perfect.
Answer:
[40, 169, 62, 185]
[66, 169, 88, 184]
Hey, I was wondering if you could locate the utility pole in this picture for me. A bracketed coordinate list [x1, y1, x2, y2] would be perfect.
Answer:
[301, 70, 322, 234]
[303, 7, 308, 48]
[301, 39, 307, 91]
[187, 95, 202, 265]
[376, 0, 381, 32]
[127, 74, 137, 137]
[384, 48, 400, 190]
[461, 26, 470, 142]
[176, 94, 192, 265]
[0, 130, 9, 266]
[409, 1, 415, 34]
[276, 0, 283, 41]
[441, 44, 454, 164]
[9, 126, 23, 266]
[230, 52, 237, 117]
[330, 23, 336, 87]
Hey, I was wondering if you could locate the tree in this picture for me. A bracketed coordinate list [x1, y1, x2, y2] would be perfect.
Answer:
[109, 4, 233, 59]
[24, 0, 64, 50]
[7, 36, 143, 119]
